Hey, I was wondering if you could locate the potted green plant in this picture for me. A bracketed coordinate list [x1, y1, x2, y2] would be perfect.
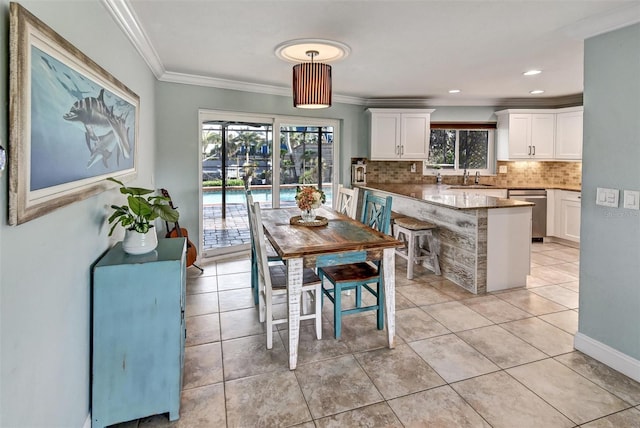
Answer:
[106, 177, 179, 255]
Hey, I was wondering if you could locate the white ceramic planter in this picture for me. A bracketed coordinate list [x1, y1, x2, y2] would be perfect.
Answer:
[122, 229, 158, 255]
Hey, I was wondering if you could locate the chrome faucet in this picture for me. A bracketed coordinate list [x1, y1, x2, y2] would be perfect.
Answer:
[462, 169, 469, 185]
[475, 171, 480, 184]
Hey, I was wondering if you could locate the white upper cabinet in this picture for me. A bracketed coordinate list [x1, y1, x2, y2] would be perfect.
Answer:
[530, 114, 555, 158]
[496, 110, 555, 160]
[496, 107, 583, 161]
[555, 107, 583, 160]
[368, 109, 434, 160]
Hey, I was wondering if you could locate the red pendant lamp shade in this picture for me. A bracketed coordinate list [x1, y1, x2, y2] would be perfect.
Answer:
[292, 52, 332, 109]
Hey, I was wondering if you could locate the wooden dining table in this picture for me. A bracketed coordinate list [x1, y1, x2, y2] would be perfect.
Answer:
[260, 206, 404, 369]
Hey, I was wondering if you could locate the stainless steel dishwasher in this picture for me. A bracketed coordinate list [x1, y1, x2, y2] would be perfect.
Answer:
[508, 189, 547, 240]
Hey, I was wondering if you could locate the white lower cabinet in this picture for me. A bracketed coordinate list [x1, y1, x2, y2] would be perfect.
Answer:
[548, 190, 581, 243]
[559, 193, 581, 242]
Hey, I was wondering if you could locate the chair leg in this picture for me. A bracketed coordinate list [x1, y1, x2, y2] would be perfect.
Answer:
[301, 290, 309, 314]
[251, 257, 259, 305]
[406, 232, 416, 280]
[334, 284, 342, 339]
[377, 280, 385, 330]
[258, 292, 266, 323]
[314, 285, 322, 340]
[355, 285, 362, 307]
[266, 293, 273, 349]
[427, 232, 442, 275]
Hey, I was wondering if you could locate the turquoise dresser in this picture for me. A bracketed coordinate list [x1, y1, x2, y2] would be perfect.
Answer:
[91, 238, 186, 428]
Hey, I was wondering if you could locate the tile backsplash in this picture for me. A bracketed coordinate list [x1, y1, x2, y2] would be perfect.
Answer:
[365, 160, 582, 188]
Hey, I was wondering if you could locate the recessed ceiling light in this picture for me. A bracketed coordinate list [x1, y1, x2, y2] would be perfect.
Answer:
[530, 89, 545, 95]
[523, 70, 542, 76]
[448, 89, 461, 94]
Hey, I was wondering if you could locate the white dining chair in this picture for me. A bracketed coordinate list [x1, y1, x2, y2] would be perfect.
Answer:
[246, 189, 282, 305]
[248, 198, 323, 349]
[336, 184, 359, 219]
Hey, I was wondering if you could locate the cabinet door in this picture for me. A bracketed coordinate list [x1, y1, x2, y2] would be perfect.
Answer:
[508, 114, 532, 158]
[400, 113, 430, 159]
[555, 111, 583, 160]
[370, 113, 401, 160]
[560, 193, 581, 242]
[530, 114, 555, 159]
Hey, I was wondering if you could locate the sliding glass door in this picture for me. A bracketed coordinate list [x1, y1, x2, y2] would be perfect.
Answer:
[199, 111, 338, 258]
[277, 123, 334, 208]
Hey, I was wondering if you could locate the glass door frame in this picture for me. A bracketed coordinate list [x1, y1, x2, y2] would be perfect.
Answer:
[273, 116, 340, 208]
[198, 109, 340, 258]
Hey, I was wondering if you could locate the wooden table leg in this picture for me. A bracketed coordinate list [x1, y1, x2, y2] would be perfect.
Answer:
[383, 247, 396, 348]
[286, 257, 303, 369]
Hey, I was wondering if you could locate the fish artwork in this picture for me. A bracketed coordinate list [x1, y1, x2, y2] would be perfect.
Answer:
[63, 89, 132, 168]
[87, 130, 118, 168]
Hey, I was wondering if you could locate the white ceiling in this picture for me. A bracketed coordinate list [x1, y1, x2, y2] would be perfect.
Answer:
[106, 0, 640, 106]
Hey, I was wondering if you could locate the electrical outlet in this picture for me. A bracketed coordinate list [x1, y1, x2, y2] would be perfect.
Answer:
[498, 165, 508, 174]
[410, 163, 416, 173]
[623, 190, 640, 210]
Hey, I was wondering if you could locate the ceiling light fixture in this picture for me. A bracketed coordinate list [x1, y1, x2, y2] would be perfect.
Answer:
[530, 89, 545, 95]
[523, 70, 542, 76]
[292, 50, 332, 109]
[448, 89, 461, 94]
[275, 39, 350, 109]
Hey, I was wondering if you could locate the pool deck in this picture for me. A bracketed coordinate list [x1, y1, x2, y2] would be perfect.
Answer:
[203, 201, 298, 251]
[202, 185, 332, 252]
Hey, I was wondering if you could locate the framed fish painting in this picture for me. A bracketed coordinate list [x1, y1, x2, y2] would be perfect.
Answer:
[8, 3, 138, 225]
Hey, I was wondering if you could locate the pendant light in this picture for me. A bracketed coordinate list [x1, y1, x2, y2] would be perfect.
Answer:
[292, 50, 332, 109]
[275, 39, 350, 110]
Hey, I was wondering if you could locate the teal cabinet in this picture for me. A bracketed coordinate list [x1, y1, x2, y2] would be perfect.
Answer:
[91, 238, 186, 428]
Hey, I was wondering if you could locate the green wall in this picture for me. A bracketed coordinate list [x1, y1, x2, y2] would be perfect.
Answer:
[578, 24, 640, 362]
[0, 1, 157, 426]
[154, 82, 367, 240]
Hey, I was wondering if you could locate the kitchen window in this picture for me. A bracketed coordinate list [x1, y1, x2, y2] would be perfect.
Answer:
[425, 123, 495, 174]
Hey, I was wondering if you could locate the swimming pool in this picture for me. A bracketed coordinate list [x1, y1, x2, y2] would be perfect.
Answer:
[203, 187, 333, 205]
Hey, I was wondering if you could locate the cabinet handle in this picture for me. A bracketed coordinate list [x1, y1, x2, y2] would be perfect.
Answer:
[532, 145, 536, 156]
[401, 146, 404, 156]
[528, 146, 531, 155]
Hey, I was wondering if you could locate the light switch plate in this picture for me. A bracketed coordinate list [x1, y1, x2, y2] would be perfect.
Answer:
[623, 190, 640, 210]
[596, 187, 619, 207]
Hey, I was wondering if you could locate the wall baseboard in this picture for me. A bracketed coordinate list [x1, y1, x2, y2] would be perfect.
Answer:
[83, 412, 91, 428]
[574, 332, 640, 382]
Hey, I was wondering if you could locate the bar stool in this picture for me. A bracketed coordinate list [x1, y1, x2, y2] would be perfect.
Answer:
[393, 216, 441, 279]
[390, 211, 407, 237]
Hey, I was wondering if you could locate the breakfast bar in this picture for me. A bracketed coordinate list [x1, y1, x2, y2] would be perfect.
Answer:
[359, 184, 534, 294]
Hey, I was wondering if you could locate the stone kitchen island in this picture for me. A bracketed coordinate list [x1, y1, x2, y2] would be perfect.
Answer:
[358, 183, 534, 294]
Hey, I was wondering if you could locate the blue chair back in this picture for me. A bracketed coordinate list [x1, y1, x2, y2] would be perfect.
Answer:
[360, 191, 392, 235]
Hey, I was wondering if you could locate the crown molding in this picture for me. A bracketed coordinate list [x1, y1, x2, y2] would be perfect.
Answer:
[158, 71, 364, 105]
[563, 3, 640, 40]
[101, 0, 165, 78]
[364, 93, 583, 109]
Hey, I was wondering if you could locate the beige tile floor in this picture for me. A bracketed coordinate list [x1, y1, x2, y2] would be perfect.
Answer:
[118, 242, 640, 427]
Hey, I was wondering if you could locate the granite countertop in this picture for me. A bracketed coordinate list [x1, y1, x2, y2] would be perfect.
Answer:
[358, 183, 535, 210]
[503, 185, 582, 192]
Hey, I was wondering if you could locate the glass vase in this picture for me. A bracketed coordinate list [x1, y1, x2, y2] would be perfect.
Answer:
[300, 208, 316, 223]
